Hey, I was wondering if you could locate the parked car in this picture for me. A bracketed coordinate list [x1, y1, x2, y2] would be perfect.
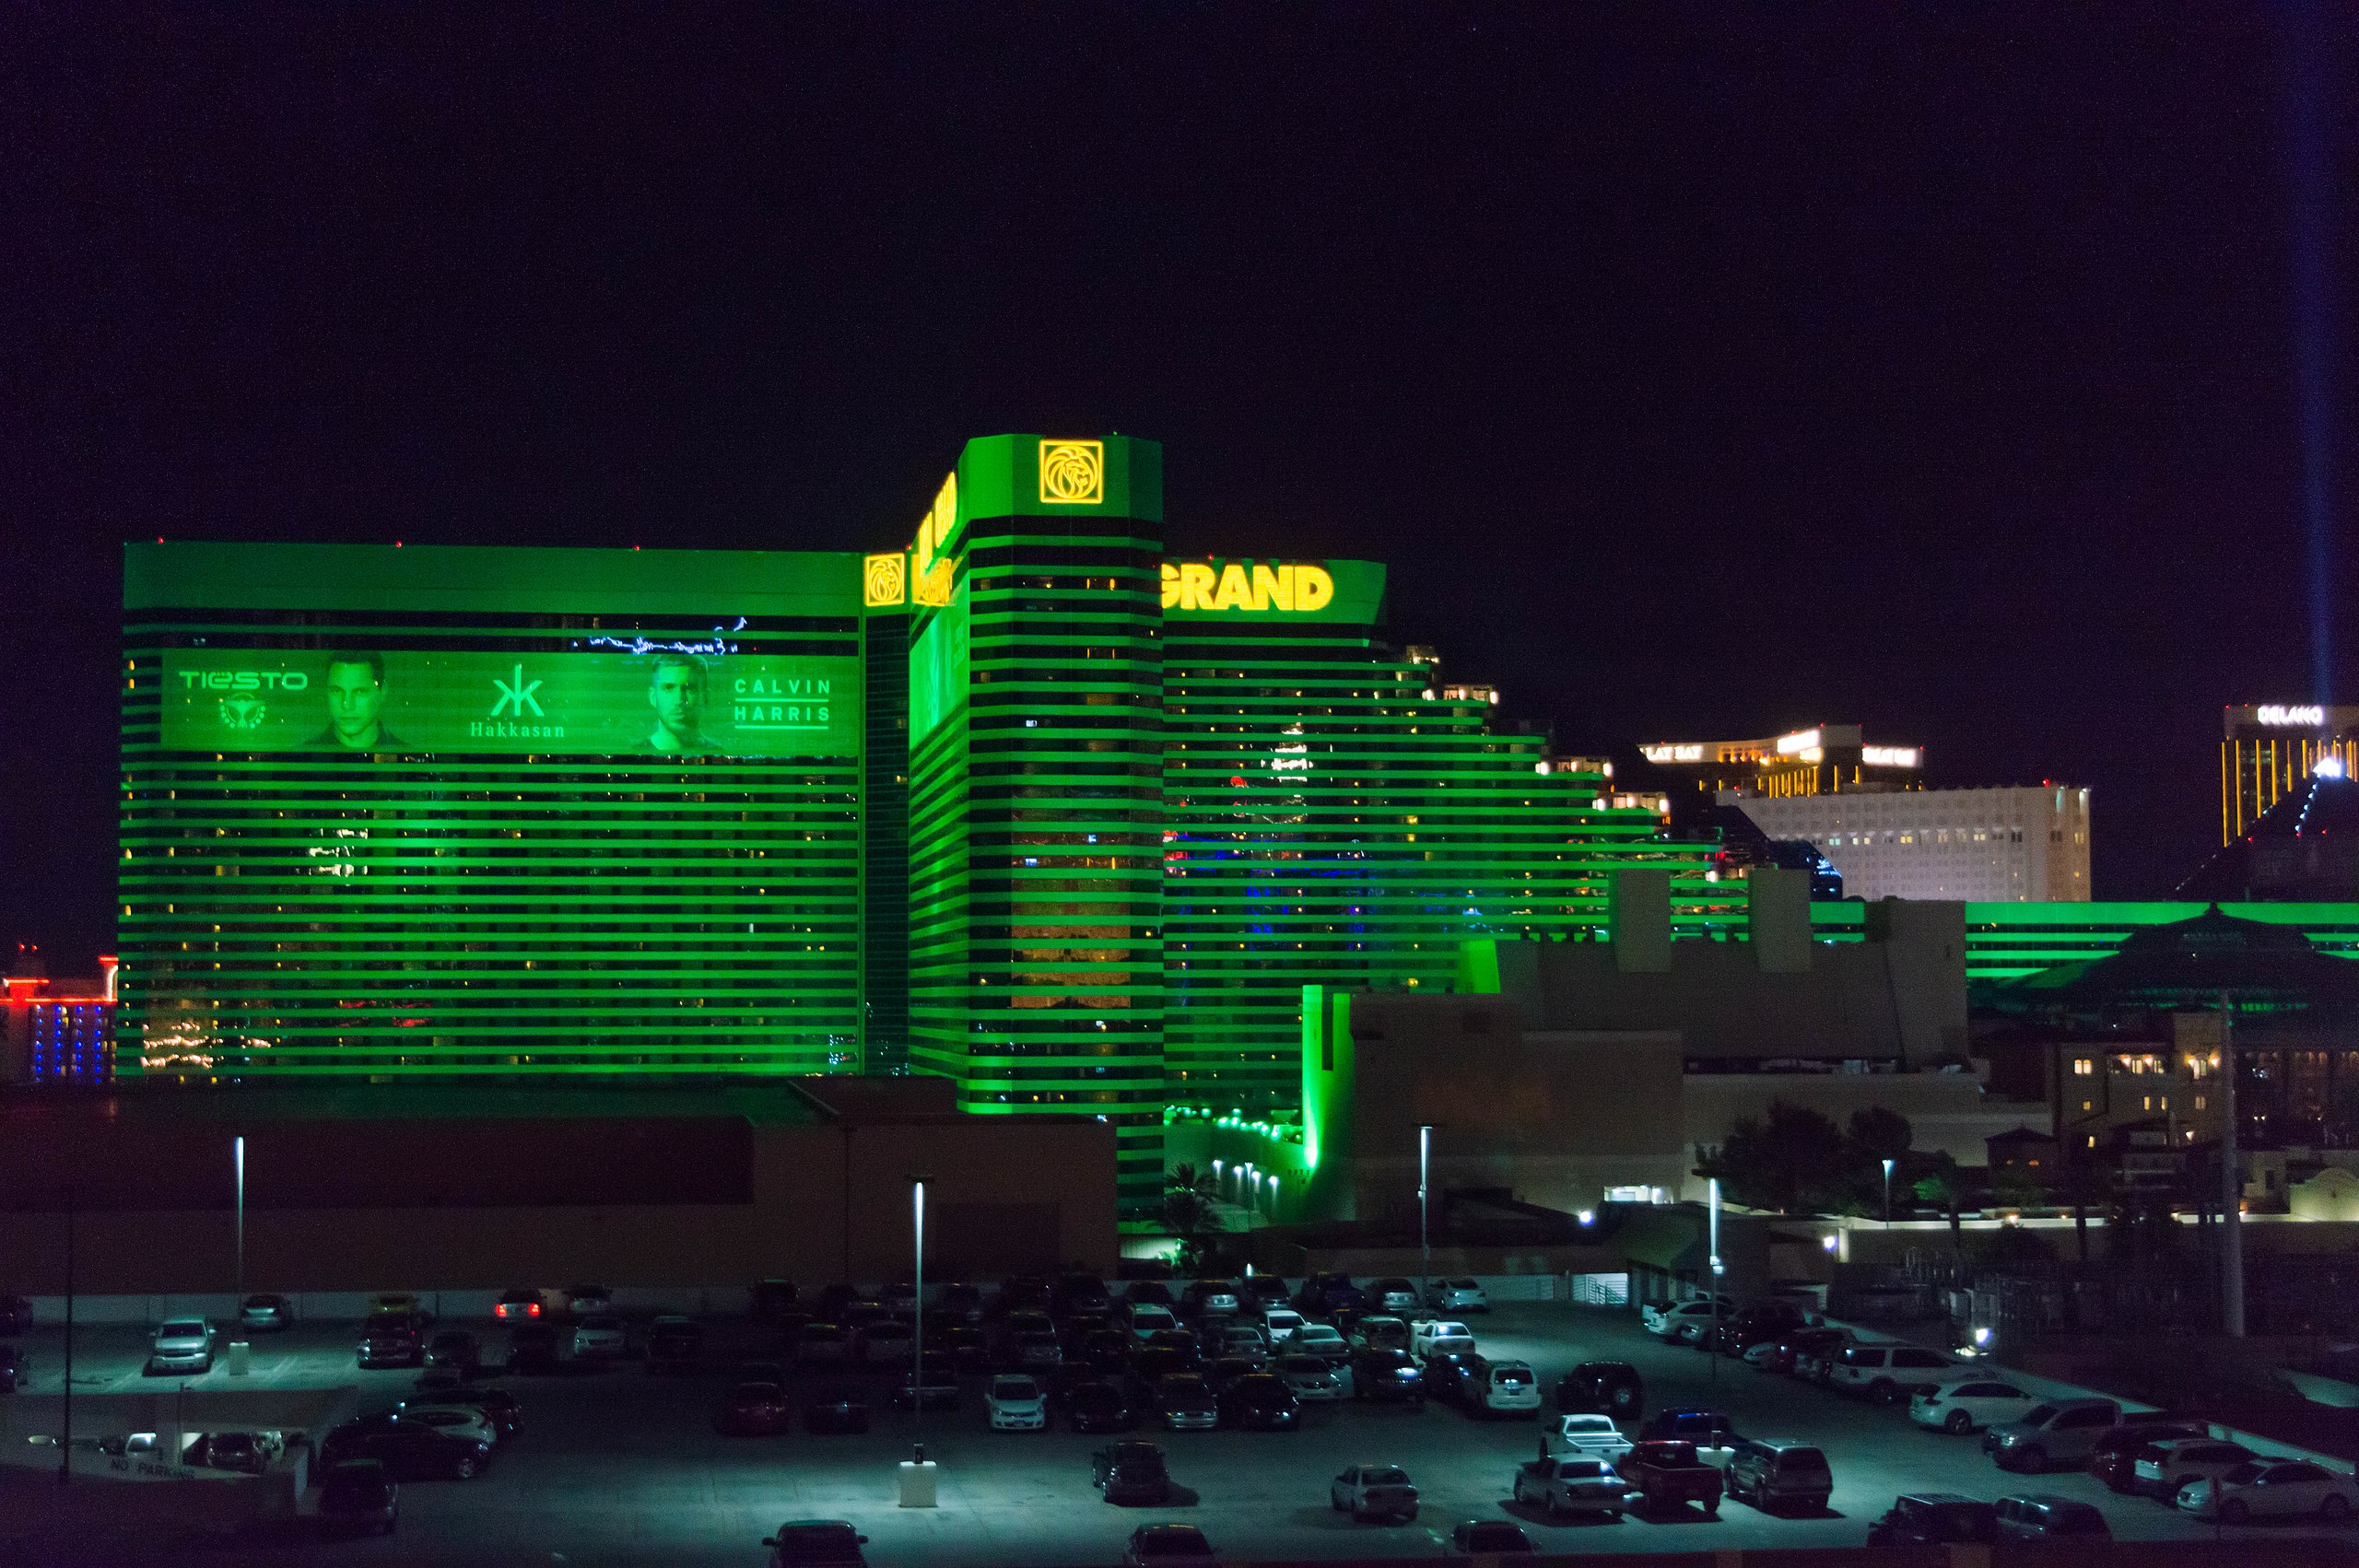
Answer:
[714, 1382, 794, 1436]
[1349, 1315, 1410, 1352]
[1152, 1372, 1218, 1431]
[1331, 1463, 1419, 1521]
[1983, 1398, 2122, 1472]
[238, 1294, 292, 1334]
[564, 1284, 613, 1318]
[1993, 1493, 2113, 1540]
[863, 1319, 914, 1368]
[358, 1319, 423, 1370]
[425, 1331, 480, 1375]
[2135, 1437, 2260, 1500]
[1641, 1297, 1731, 1342]
[570, 1314, 628, 1363]
[1242, 1274, 1290, 1309]
[1218, 1373, 1301, 1431]
[1513, 1455, 1630, 1518]
[1828, 1343, 1960, 1404]
[1291, 1322, 1350, 1363]
[762, 1519, 870, 1567]
[1351, 1348, 1425, 1405]
[1123, 1281, 1176, 1307]
[197, 1430, 272, 1474]
[1449, 1519, 1534, 1555]
[493, 1289, 544, 1321]
[799, 1323, 851, 1366]
[1426, 1277, 1489, 1313]
[1791, 1331, 1860, 1384]
[1750, 1326, 1849, 1377]
[1555, 1360, 1642, 1418]
[2179, 1458, 2359, 1522]
[1055, 1273, 1112, 1318]
[1421, 1351, 1481, 1404]
[1258, 1306, 1306, 1345]
[1618, 1440, 1723, 1517]
[1185, 1280, 1242, 1318]
[1216, 1323, 1269, 1360]
[319, 1417, 491, 1480]
[505, 1324, 563, 1375]
[1206, 1353, 1266, 1390]
[1122, 1523, 1215, 1566]
[0, 1345, 20, 1392]
[1866, 1493, 1999, 1547]
[1059, 1378, 1136, 1432]
[989, 1375, 1048, 1432]
[1094, 1440, 1174, 1505]
[2091, 1420, 2210, 1492]
[1725, 1438, 1833, 1513]
[0, 1295, 32, 1336]
[147, 1317, 217, 1375]
[1462, 1358, 1542, 1418]
[1546, 1411, 1636, 1463]
[1368, 1279, 1420, 1314]
[369, 1293, 429, 1323]
[1409, 1319, 1475, 1357]
[408, 1384, 521, 1440]
[1911, 1379, 2035, 1434]
[1278, 1353, 1348, 1402]
[1637, 1408, 1740, 1467]
[1294, 1271, 1364, 1316]
[317, 1458, 398, 1536]
[646, 1316, 704, 1371]
[937, 1281, 984, 1323]
[749, 1278, 799, 1320]
[1125, 1304, 1180, 1340]
[392, 1406, 499, 1448]
[802, 1383, 871, 1435]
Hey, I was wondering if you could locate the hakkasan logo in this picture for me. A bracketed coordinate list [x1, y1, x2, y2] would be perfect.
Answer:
[1039, 439, 1105, 504]
[471, 662, 567, 740]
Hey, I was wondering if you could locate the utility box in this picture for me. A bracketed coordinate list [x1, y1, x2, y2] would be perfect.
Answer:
[227, 1340, 252, 1376]
[898, 1458, 938, 1507]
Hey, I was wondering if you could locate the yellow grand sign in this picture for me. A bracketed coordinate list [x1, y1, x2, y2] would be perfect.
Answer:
[1160, 560, 1335, 614]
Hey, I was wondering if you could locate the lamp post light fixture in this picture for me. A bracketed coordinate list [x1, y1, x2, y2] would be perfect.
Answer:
[1881, 1157, 1895, 1226]
[910, 1175, 929, 1463]
[234, 1135, 246, 1303]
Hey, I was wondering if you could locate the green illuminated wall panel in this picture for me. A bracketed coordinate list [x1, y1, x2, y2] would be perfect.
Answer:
[1811, 900, 2359, 984]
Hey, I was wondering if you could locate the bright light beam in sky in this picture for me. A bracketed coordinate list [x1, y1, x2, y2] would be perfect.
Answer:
[2286, 0, 2340, 705]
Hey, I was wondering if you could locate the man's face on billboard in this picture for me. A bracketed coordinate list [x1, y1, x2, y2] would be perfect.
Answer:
[649, 662, 704, 741]
[323, 661, 385, 743]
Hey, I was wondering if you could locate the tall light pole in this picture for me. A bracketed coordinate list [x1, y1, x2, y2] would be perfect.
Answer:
[234, 1136, 246, 1304]
[1881, 1157, 1895, 1227]
[1708, 1177, 1723, 1387]
[2220, 993, 2245, 1338]
[910, 1175, 929, 1455]
[1417, 1124, 1435, 1313]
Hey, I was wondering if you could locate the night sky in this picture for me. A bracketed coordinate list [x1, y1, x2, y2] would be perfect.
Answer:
[6, 7, 2353, 974]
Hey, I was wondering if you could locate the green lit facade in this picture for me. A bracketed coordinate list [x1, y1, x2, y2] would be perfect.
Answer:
[121, 433, 1730, 1208]
[1808, 900, 2359, 987]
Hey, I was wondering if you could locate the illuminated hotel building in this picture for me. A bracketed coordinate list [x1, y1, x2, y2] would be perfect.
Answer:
[2222, 703, 2359, 843]
[1640, 723, 1925, 800]
[119, 433, 1727, 1210]
[3, 952, 119, 1085]
[1735, 784, 2091, 903]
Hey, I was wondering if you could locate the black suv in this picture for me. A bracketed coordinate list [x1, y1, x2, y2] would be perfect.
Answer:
[1350, 1348, 1425, 1405]
[1217, 1373, 1300, 1431]
[1093, 1440, 1174, 1505]
[1555, 1360, 1641, 1417]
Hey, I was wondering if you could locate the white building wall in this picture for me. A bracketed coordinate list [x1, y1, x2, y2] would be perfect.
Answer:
[1727, 785, 2091, 902]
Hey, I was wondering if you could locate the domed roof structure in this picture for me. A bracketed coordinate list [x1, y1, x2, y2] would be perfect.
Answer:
[1992, 901, 2359, 1015]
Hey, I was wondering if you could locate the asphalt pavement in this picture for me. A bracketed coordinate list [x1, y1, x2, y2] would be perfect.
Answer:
[2, 1302, 2349, 1564]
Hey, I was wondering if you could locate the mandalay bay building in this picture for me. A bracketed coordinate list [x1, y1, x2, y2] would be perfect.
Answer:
[120, 433, 1728, 1209]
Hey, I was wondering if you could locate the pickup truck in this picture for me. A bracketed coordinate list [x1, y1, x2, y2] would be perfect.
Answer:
[1617, 1440, 1723, 1517]
[1409, 1319, 1475, 1358]
[1512, 1455, 1630, 1518]
[1545, 1412, 1635, 1463]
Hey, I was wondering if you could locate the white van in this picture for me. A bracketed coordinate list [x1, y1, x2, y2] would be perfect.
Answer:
[1471, 1358, 1542, 1416]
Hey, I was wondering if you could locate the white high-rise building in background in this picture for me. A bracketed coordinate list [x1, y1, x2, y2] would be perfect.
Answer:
[1729, 784, 2091, 902]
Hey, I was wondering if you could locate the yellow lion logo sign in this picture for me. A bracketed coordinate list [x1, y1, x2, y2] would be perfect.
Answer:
[863, 552, 907, 607]
[1038, 439, 1104, 504]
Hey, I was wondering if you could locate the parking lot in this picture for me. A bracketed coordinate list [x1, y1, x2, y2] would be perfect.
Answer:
[5, 1298, 2351, 1563]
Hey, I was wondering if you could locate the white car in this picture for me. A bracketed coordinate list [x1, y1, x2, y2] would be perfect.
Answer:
[1409, 1319, 1474, 1357]
[148, 1318, 217, 1375]
[2136, 1437, 2258, 1499]
[1329, 1463, 1419, 1521]
[1642, 1299, 1730, 1341]
[1426, 1278, 1488, 1313]
[1291, 1323, 1350, 1363]
[1259, 1307, 1306, 1345]
[1469, 1359, 1542, 1416]
[1277, 1353, 1350, 1401]
[396, 1406, 500, 1446]
[2180, 1458, 2359, 1522]
[1909, 1379, 2035, 1434]
[1545, 1412, 1635, 1463]
[569, 1314, 628, 1361]
[1826, 1343, 1959, 1404]
[1125, 1304, 1178, 1340]
[988, 1374, 1047, 1432]
[1369, 1279, 1421, 1313]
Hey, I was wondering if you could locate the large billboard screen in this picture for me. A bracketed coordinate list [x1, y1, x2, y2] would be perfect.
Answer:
[159, 649, 860, 758]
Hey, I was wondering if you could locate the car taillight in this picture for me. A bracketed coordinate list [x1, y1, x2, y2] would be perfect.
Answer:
[529, 1303, 540, 1316]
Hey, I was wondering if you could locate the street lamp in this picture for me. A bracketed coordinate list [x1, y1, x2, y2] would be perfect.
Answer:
[234, 1136, 246, 1304]
[1881, 1157, 1895, 1226]
[910, 1174, 929, 1457]
[1707, 1177, 1723, 1387]
[1417, 1124, 1435, 1313]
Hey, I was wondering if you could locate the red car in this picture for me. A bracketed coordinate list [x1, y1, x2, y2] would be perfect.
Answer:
[714, 1382, 793, 1436]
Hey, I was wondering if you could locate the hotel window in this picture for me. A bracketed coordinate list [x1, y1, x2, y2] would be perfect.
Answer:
[2071, 1059, 2094, 1076]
